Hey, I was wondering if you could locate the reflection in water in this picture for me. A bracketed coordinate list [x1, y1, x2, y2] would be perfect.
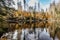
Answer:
[12, 30, 18, 40]
[1, 28, 53, 40]
[0, 21, 59, 40]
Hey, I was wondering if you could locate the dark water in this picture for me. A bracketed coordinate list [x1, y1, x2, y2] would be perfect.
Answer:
[0, 21, 60, 40]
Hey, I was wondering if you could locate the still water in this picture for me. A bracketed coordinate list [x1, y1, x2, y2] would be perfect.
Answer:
[0, 21, 60, 40]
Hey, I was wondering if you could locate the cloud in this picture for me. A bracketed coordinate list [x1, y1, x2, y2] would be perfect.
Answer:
[50, 0, 54, 3]
[13, 0, 18, 10]
[51, 0, 59, 3]
[40, 0, 59, 11]
[16, 0, 25, 10]
[13, 0, 59, 11]
[40, 3, 50, 11]
[28, 0, 38, 6]
[40, 0, 50, 11]
[28, 0, 51, 11]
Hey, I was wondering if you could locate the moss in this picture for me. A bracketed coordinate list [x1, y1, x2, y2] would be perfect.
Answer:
[0, 18, 4, 22]
[0, 24, 8, 37]
[0, 28, 5, 37]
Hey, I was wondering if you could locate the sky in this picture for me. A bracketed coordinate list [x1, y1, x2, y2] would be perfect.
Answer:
[27, 0, 60, 11]
[13, 0, 60, 11]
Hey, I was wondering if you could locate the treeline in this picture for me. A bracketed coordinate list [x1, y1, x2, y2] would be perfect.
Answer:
[0, 0, 16, 37]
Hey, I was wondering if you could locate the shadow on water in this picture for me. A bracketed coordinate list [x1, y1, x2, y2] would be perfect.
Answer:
[0, 21, 60, 40]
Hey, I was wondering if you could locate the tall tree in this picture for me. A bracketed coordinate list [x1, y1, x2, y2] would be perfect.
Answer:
[0, 0, 6, 6]
[23, 0, 26, 9]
